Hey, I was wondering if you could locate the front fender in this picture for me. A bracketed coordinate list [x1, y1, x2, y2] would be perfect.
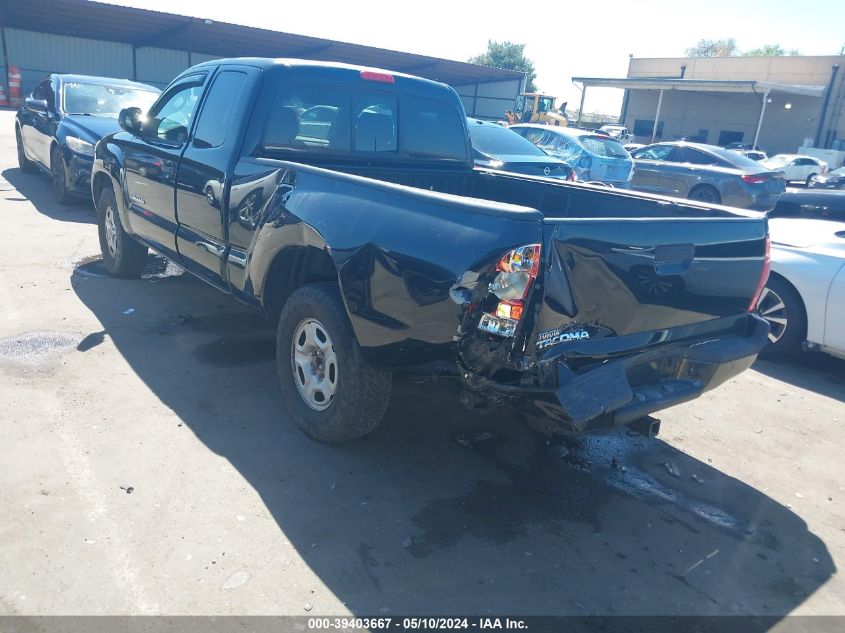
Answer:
[92, 138, 130, 230]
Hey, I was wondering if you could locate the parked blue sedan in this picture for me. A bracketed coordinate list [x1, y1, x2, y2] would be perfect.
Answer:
[509, 124, 634, 187]
[15, 74, 159, 203]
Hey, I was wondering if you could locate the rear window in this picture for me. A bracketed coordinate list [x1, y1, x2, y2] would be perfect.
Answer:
[580, 135, 629, 158]
[469, 124, 547, 157]
[261, 82, 468, 162]
[400, 96, 468, 160]
[707, 146, 766, 170]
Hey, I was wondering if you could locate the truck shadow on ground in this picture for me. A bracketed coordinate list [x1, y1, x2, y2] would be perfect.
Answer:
[2, 167, 95, 224]
[753, 353, 845, 403]
[70, 260, 835, 618]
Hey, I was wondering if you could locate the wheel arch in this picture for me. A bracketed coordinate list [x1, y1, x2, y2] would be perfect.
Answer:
[261, 245, 341, 321]
[92, 171, 115, 210]
[688, 182, 720, 200]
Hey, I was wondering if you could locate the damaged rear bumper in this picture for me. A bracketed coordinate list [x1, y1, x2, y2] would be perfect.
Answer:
[461, 314, 769, 434]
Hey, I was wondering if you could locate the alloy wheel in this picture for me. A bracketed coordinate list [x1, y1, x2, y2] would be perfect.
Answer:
[756, 286, 788, 343]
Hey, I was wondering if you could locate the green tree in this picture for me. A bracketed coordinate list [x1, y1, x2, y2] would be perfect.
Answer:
[469, 40, 537, 92]
[684, 38, 739, 57]
[743, 44, 800, 56]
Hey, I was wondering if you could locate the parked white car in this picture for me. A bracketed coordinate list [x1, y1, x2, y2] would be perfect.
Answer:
[757, 209, 845, 359]
[599, 124, 634, 144]
[761, 154, 828, 184]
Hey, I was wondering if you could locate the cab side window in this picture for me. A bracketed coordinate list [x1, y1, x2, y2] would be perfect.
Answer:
[193, 71, 248, 148]
[146, 76, 205, 144]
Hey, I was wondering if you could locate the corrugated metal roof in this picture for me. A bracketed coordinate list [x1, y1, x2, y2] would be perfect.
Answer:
[4, 0, 524, 87]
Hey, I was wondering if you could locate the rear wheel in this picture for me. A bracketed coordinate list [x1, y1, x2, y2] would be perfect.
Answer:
[806, 173, 818, 186]
[51, 145, 74, 204]
[276, 282, 391, 442]
[756, 275, 806, 358]
[16, 128, 37, 173]
[97, 187, 148, 278]
[688, 185, 721, 204]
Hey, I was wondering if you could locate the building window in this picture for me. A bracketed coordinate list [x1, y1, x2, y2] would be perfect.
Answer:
[633, 119, 663, 138]
[718, 130, 744, 146]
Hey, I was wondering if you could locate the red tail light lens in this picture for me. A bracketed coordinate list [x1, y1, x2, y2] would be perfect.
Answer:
[567, 170, 578, 181]
[748, 234, 771, 312]
[479, 244, 542, 338]
[742, 174, 767, 184]
[360, 70, 395, 84]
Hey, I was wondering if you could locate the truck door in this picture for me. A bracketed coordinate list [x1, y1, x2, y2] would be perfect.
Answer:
[121, 72, 206, 260]
[174, 66, 259, 288]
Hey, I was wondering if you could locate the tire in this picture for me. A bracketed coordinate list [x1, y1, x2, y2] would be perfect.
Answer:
[688, 185, 721, 204]
[806, 173, 817, 186]
[756, 275, 806, 358]
[16, 128, 37, 173]
[276, 282, 392, 443]
[51, 145, 74, 204]
[97, 186, 148, 278]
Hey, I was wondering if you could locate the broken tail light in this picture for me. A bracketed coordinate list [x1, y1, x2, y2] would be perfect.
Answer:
[748, 234, 771, 312]
[478, 244, 541, 337]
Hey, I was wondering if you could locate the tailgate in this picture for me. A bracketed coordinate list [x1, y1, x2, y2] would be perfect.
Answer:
[533, 217, 768, 351]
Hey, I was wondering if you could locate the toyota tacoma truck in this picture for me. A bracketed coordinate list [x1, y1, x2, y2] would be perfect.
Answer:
[91, 58, 771, 442]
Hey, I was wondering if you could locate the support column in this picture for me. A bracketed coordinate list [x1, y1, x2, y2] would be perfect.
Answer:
[753, 89, 771, 150]
[576, 85, 586, 126]
[651, 90, 664, 143]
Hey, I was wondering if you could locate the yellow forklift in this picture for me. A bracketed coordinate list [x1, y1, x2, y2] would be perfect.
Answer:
[505, 93, 568, 126]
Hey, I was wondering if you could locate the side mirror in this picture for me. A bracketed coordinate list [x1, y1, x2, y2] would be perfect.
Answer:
[25, 97, 49, 114]
[118, 107, 144, 135]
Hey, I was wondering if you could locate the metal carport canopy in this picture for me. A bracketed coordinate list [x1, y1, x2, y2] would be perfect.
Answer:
[571, 77, 826, 97]
[2, 0, 524, 88]
[571, 77, 826, 146]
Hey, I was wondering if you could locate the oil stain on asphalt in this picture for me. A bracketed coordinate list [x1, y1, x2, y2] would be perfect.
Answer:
[0, 331, 81, 370]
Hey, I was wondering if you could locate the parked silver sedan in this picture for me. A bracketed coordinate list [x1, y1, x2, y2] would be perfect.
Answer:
[630, 142, 786, 211]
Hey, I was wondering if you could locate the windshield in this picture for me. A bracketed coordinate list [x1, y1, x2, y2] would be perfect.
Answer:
[62, 82, 159, 116]
[470, 124, 547, 157]
[580, 135, 629, 158]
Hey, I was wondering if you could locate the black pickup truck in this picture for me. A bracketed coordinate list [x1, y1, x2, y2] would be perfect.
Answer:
[91, 58, 770, 442]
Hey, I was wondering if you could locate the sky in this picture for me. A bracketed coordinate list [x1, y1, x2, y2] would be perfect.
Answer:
[107, 0, 845, 115]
